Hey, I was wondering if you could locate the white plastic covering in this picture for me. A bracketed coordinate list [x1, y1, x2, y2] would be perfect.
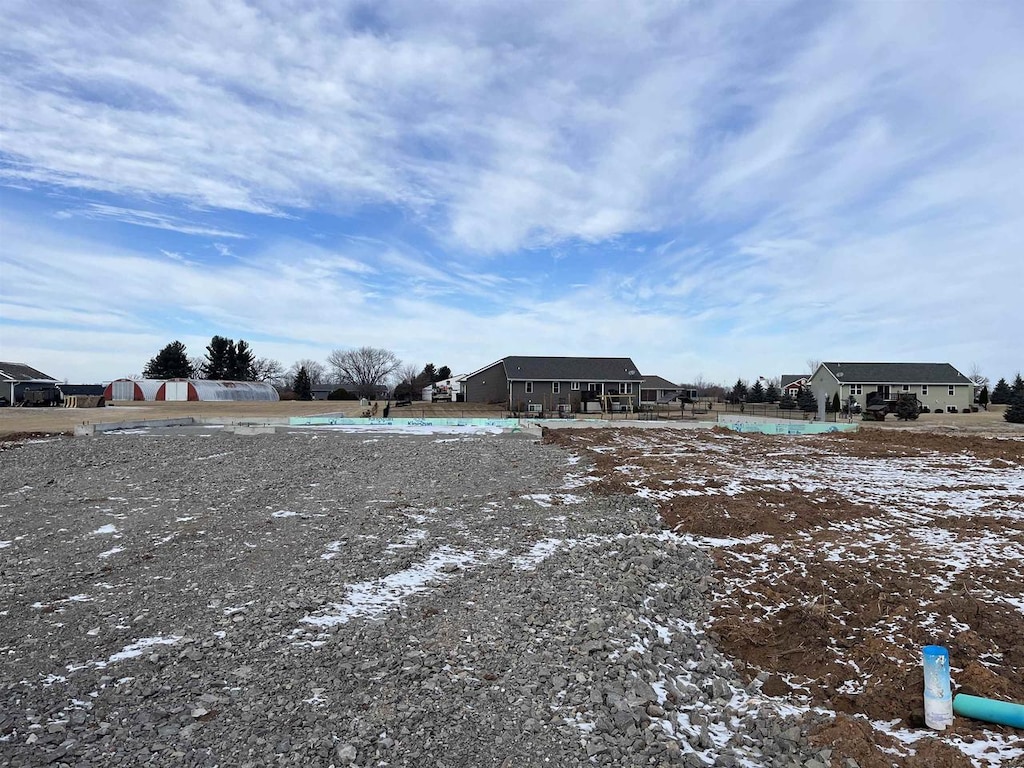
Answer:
[188, 380, 279, 401]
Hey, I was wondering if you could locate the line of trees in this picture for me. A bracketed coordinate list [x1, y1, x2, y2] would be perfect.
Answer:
[142, 337, 284, 383]
[140, 340, 455, 402]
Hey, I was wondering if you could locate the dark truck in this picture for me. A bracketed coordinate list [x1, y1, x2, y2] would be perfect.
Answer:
[863, 391, 921, 421]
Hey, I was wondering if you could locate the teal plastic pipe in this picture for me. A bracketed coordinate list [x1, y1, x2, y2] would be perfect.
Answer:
[953, 694, 1024, 729]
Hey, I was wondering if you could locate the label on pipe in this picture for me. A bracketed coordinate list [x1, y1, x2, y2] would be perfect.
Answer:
[923, 645, 954, 730]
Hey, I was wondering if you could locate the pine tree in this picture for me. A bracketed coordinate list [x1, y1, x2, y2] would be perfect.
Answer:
[1012, 373, 1024, 401]
[293, 366, 313, 401]
[991, 378, 1011, 405]
[204, 336, 232, 379]
[730, 379, 748, 404]
[1004, 377, 1024, 423]
[797, 385, 818, 412]
[765, 382, 780, 403]
[435, 365, 452, 382]
[830, 392, 841, 413]
[778, 392, 797, 410]
[143, 341, 192, 379]
[231, 340, 256, 380]
[978, 386, 989, 410]
[748, 381, 766, 403]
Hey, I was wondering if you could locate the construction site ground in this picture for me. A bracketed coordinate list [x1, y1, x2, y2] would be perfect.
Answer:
[2, 401, 1021, 766]
[544, 422, 1024, 767]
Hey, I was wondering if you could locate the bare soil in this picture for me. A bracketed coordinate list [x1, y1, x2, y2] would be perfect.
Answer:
[544, 425, 1024, 768]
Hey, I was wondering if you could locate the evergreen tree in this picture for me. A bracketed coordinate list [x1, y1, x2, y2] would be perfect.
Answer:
[765, 382, 780, 403]
[747, 381, 766, 403]
[830, 392, 841, 413]
[435, 365, 452, 382]
[1012, 373, 1024, 401]
[231, 339, 256, 380]
[204, 336, 232, 379]
[1004, 376, 1024, 423]
[978, 385, 989, 410]
[729, 379, 748, 404]
[293, 366, 313, 401]
[796, 385, 818, 412]
[420, 363, 438, 384]
[143, 341, 192, 379]
[778, 392, 797, 410]
[991, 378, 1011, 404]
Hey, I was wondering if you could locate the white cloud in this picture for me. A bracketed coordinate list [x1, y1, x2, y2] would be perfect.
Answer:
[1, 2, 1022, 385]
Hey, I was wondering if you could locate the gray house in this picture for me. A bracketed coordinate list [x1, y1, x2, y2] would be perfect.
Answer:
[807, 362, 974, 413]
[0, 362, 59, 405]
[639, 375, 683, 405]
[462, 356, 645, 413]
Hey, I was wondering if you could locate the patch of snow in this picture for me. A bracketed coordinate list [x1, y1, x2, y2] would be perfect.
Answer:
[91, 524, 118, 535]
[297, 547, 500, 630]
[98, 547, 124, 559]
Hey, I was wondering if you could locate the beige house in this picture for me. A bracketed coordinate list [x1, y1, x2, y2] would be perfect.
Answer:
[807, 362, 974, 413]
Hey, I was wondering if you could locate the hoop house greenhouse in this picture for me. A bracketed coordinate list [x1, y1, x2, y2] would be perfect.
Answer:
[104, 379, 279, 402]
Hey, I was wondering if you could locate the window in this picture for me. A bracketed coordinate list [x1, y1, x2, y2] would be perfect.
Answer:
[552, 382, 560, 394]
[588, 383, 598, 391]
[850, 384, 862, 395]
[902, 385, 910, 392]
[621, 382, 632, 394]
[528, 403, 543, 412]
[571, 381, 580, 390]
[525, 381, 533, 394]
[922, 385, 928, 395]
[948, 385, 955, 396]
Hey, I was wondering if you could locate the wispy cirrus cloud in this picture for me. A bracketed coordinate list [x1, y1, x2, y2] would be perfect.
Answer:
[54, 203, 246, 238]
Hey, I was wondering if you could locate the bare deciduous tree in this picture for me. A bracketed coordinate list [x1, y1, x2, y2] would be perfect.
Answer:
[326, 347, 401, 399]
[252, 357, 286, 385]
[967, 362, 989, 386]
[806, 359, 822, 376]
[288, 359, 327, 386]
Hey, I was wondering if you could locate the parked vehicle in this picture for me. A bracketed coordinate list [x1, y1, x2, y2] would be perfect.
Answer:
[21, 386, 62, 407]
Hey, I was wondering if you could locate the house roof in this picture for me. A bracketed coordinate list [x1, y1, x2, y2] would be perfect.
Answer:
[640, 375, 679, 390]
[0, 362, 58, 382]
[781, 374, 808, 389]
[818, 362, 972, 385]
[497, 356, 645, 382]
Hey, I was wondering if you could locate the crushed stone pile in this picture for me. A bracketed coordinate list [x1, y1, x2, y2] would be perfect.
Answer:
[2, 428, 834, 767]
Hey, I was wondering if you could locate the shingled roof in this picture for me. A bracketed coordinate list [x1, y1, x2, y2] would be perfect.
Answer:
[499, 356, 644, 382]
[0, 362, 57, 382]
[640, 375, 679, 390]
[818, 362, 971, 385]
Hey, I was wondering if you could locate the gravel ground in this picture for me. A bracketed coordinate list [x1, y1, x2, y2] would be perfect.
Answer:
[2, 427, 835, 767]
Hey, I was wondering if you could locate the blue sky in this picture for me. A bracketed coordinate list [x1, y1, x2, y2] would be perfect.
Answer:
[2, 0, 1022, 386]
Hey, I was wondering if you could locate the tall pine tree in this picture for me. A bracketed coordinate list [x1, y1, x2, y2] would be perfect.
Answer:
[747, 381, 766, 403]
[231, 340, 256, 380]
[204, 336, 232, 379]
[143, 341, 192, 379]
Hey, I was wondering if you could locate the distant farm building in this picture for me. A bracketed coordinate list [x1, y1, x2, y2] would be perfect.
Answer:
[1, 362, 60, 405]
[104, 379, 279, 402]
